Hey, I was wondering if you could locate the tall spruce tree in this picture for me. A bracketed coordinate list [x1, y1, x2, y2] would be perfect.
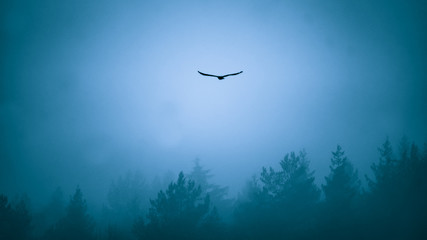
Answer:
[322, 145, 360, 207]
[320, 145, 361, 239]
[187, 159, 232, 221]
[367, 138, 397, 193]
[45, 187, 95, 240]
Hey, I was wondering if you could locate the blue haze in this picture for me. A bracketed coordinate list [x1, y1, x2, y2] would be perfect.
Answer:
[1, 0, 426, 204]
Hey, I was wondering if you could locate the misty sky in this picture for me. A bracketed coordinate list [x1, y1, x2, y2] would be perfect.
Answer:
[1, 0, 426, 204]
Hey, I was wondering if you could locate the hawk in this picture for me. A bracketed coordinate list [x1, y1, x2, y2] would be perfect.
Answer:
[198, 71, 243, 80]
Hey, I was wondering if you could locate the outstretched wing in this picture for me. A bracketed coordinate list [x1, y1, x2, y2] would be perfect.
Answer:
[198, 71, 219, 77]
[222, 71, 243, 77]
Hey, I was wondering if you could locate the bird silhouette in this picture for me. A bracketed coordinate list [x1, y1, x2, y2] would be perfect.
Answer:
[198, 71, 243, 80]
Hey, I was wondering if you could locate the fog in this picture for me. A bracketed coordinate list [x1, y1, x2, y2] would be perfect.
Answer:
[1, 0, 426, 239]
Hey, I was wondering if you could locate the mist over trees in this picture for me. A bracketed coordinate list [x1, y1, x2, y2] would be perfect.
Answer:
[187, 159, 233, 222]
[233, 150, 320, 239]
[44, 187, 95, 240]
[1, 138, 427, 239]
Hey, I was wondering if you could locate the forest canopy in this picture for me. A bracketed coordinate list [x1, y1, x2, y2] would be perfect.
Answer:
[1, 138, 426, 240]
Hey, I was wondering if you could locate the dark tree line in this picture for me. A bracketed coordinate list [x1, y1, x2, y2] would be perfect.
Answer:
[363, 139, 427, 239]
[1, 138, 426, 239]
[0, 194, 31, 239]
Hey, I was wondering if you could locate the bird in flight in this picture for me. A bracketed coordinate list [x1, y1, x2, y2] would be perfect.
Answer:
[198, 71, 243, 80]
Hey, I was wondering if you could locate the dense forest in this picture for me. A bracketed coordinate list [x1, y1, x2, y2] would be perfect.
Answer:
[1, 138, 427, 240]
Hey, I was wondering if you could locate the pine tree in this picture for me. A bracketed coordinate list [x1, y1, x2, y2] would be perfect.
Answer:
[261, 151, 320, 208]
[367, 138, 396, 192]
[364, 138, 427, 239]
[187, 159, 211, 191]
[320, 145, 361, 239]
[234, 151, 320, 239]
[322, 145, 360, 207]
[45, 187, 95, 240]
[187, 159, 231, 221]
[134, 172, 212, 240]
[104, 170, 147, 238]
